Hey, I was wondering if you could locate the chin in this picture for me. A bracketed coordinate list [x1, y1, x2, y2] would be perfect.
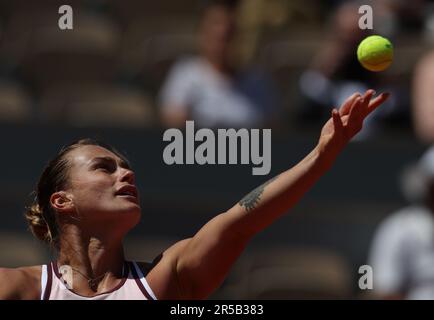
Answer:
[110, 207, 141, 231]
[111, 202, 141, 218]
[125, 206, 142, 224]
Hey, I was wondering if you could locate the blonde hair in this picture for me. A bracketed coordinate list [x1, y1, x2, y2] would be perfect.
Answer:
[25, 203, 54, 243]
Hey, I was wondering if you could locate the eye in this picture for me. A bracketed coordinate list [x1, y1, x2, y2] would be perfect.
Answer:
[95, 161, 116, 173]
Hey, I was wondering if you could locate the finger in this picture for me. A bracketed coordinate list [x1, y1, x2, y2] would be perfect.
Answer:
[359, 89, 376, 117]
[367, 92, 390, 114]
[348, 97, 363, 123]
[332, 108, 343, 132]
[363, 89, 376, 100]
[339, 92, 361, 116]
[362, 89, 376, 108]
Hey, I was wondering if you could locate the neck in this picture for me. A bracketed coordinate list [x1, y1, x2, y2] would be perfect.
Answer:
[56, 224, 126, 295]
[201, 50, 232, 74]
[208, 58, 226, 71]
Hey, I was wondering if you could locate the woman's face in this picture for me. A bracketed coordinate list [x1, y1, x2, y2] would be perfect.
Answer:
[62, 145, 141, 228]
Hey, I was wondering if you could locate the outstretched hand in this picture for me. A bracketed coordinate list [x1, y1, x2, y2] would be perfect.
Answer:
[318, 89, 390, 157]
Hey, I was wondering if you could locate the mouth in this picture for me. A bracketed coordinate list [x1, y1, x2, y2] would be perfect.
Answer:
[115, 185, 139, 204]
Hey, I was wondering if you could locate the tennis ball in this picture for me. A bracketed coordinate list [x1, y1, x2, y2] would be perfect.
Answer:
[357, 35, 393, 72]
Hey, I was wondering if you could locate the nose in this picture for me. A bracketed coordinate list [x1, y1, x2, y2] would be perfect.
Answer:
[120, 168, 135, 185]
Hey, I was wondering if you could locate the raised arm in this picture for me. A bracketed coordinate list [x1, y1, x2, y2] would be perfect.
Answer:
[164, 90, 389, 299]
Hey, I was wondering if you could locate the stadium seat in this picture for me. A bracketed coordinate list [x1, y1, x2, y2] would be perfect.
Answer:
[13, 11, 121, 91]
[118, 16, 198, 96]
[38, 83, 155, 128]
[0, 80, 32, 123]
[109, 0, 200, 24]
[0, 232, 49, 267]
[240, 247, 353, 299]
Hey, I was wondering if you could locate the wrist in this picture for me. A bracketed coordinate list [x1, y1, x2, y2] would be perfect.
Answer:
[314, 142, 340, 170]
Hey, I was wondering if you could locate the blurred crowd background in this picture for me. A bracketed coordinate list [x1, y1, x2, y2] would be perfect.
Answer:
[2, 0, 434, 299]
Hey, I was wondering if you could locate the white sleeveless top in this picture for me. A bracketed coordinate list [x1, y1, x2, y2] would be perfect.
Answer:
[40, 261, 157, 300]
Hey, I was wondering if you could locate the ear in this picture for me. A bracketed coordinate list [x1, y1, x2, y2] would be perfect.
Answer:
[50, 191, 74, 213]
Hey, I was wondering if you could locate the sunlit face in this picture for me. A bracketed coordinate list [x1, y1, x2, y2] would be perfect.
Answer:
[62, 145, 141, 229]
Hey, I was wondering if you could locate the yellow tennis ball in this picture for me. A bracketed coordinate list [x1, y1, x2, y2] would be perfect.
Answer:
[357, 35, 393, 72]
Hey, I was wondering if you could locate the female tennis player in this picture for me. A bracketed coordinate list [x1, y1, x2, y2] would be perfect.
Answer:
[0, 89, 389, 299]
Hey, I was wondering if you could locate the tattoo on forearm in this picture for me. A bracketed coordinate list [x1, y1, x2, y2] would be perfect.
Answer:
[239, 176, 278, 212]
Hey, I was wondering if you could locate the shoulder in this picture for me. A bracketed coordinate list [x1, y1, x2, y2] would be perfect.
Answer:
[162, 238, 192, 255]
[373, 206, 434, 248]
[143, 238, 192, 299]
[380, 206, 432, 232]
[172, 56, 203, 70]
[160, 57, 203, 103]
[0, 265, 42, 300]
[167, 56, 206, 79]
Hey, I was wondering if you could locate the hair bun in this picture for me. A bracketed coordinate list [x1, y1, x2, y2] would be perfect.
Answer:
[25, 203, 52, 243]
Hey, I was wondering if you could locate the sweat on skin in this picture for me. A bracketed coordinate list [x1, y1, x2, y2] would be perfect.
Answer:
[162, 121, 271, 175]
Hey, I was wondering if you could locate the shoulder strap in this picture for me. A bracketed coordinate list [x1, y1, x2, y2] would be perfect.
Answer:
[40, 263, 53, 300]
[130, 261, 157, 300]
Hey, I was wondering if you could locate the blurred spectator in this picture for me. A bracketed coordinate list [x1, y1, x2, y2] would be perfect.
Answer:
[0, 80, 33, 123]
[159, 0, 278, 129]
[413, 51, 434, 143]
[369, 145, 434, 299]
[411, 1, 434, 143]
[298, 0, 417, 138]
